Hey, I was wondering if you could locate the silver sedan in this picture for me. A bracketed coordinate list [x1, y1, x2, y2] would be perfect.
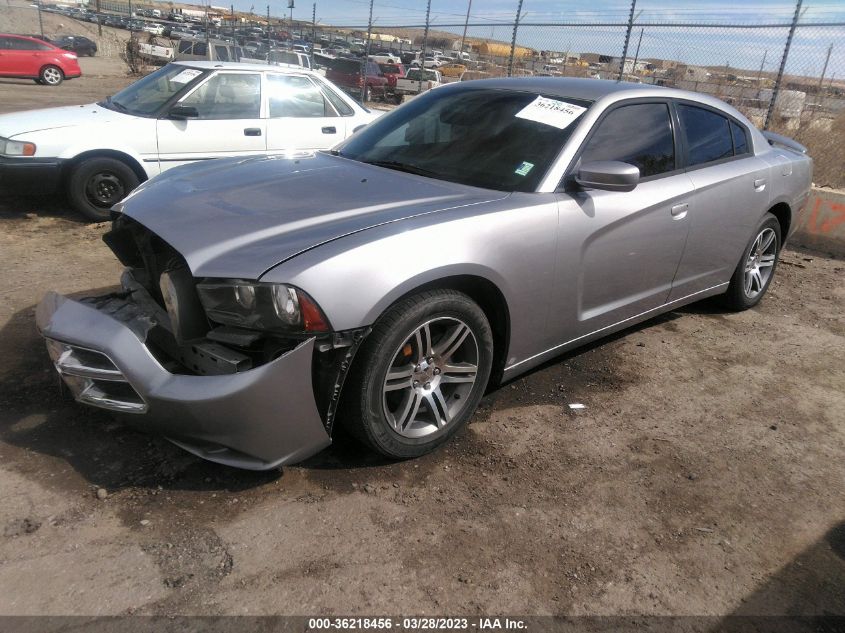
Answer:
[37, 78, 813, 469]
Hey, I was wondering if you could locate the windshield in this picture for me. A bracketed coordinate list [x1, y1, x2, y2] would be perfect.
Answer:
[338, 87, 591, 192]
[101, 64, 208, 116]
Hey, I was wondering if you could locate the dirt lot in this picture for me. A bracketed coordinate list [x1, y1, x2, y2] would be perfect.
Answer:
[0, 57, 844, 621]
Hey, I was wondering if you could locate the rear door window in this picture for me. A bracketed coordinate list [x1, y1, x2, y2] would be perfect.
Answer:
[267, 74, 332, 117]
[579, 102, 676, 178]
[678, 104, 734, 166]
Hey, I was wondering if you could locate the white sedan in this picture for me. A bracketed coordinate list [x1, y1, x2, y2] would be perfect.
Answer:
[0, 61, 380, 220]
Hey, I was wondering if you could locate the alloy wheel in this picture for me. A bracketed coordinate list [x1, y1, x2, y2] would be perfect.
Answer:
[382, 317, 479, 439]
[42, 67, 62, 85]
[743, 227, 777, 299]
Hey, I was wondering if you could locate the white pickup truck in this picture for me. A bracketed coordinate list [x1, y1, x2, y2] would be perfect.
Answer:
[395, 68, 443, 96]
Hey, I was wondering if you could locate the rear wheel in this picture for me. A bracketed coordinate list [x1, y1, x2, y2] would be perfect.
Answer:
[39, 65, 64, 86]
[67, 157, 140, 222]
[342, 289, 493, 459]
[722, 213, 781, 310]
[364, 85, 372, 102]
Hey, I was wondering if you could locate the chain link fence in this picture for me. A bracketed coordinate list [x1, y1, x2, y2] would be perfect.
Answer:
[322, 13, 843, 186]
[15, 0, 844, 186]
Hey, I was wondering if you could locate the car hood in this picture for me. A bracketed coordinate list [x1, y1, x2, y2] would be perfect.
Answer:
[118, 152, 509, 280]
[0, 103, 133, 137]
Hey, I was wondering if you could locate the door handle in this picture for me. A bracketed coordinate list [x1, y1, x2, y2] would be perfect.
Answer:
[243, 127, 262, 136]
[670, 203, 689, 219]
[754, 178, 767, 189]
[321, 126, 337, 134]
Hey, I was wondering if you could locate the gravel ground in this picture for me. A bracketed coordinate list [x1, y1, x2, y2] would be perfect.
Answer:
[0, 57, 843, 620]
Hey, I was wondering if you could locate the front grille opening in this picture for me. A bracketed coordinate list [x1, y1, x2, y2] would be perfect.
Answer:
[103, 216, 314, 377]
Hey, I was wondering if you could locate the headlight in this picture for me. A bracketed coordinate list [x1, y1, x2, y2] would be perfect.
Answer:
[0, 137, 36, 156]
[196, 280, 330, 333]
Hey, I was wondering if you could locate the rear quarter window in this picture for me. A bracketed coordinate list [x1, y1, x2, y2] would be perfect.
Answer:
[730, 120, 750, 155]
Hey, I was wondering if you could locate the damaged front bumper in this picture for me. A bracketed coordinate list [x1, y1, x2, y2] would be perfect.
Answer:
[36, 291, 332, 470]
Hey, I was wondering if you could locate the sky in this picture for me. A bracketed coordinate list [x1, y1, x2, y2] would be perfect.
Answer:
[229, 0, 845, 77]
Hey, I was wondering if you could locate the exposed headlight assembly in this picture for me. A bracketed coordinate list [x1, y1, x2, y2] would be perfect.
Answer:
[0, 137, 36, 156]
[196, 280, 330, 333]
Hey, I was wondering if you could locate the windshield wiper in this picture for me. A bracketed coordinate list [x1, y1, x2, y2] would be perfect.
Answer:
[363, 159, 439, 179]
[102, 96, 129, 113]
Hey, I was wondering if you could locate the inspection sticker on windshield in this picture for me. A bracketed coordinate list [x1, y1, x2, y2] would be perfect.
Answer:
[514, 161, 534, 176]
[515, 96, 587, 130]
[171, 68, 203, 84]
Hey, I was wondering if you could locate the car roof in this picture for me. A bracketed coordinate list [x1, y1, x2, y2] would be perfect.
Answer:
[451, 77, 661, 102]
[173, 60, 316, 75]
[441, 77, 757, 130]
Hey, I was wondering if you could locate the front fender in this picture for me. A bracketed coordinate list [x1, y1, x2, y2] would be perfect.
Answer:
[261, 194, 560, 369]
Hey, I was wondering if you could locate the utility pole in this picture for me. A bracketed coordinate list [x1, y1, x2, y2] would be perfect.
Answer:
[360, 0, 374, 102]
[310, 2, 316, 68]
[756, 49, 767, 88]
[507, 0, 524, 77]
[765, 0, 802, 130]
[37, 0, 44, 38]
[96, 0, 102, 36]
[618, 0, 637, 80]
[418, 0, 431, 94]
[814, 43, 833, 107]
[631, 27, 643, 77]
[266, 4, 271, 63]
[458, 0, 472, 60]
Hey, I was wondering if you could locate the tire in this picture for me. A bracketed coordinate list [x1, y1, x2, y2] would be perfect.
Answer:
[394, 93, 403, 105]
[364, 86, 372, 102]
[39, 65, 64, 86]
[342, 289, 494, 460]
[66, 157, 140, 222]
[722, 212, 782, 310]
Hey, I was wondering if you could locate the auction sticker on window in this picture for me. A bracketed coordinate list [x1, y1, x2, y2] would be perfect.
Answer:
[515, 96, 587, 129]
[171, 68, 203, 84]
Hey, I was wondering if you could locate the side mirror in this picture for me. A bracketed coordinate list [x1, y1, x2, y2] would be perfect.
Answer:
[168, 105, 199, 120]
[575, 160, 640, 192]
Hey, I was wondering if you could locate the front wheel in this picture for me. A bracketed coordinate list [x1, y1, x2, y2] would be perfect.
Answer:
[342, 289, 494, 459]
[722, 213, 781, 310]
[363, 86, 372, 102]
[39, 65, 64, 86]
[66, 157, 141, 222]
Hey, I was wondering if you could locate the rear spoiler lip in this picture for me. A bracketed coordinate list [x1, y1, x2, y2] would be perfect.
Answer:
[762, 130, 808, 154]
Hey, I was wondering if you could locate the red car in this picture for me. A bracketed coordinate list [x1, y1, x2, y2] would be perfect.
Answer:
[378, 62, 406, 102]
[0, 33, 82, 86]
[325, 58, 389, 103]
